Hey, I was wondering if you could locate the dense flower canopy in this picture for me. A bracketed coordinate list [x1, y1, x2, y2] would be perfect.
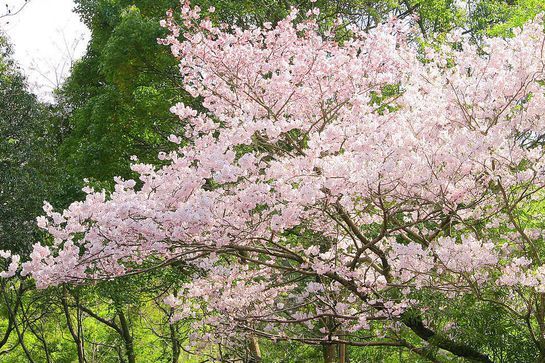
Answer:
[11, 1, 545, 359]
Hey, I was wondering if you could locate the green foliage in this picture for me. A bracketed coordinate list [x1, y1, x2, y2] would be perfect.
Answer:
[0, 35, 63, 255]
[476, 0, 545, 36]
[57, 0, 185, 191]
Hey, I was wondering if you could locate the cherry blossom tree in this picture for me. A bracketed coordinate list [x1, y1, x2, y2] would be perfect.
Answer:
[16, 2, 545, 361]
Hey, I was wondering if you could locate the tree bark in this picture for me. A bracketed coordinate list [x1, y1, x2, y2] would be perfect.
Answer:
[248, 335, 262, 362]
[339, 342, 347, 363]
[0, 281, 23, 351]
[169, 320, 180, 363]
[401, 313, 493, 363]
[61, 290, 85, 363]
[117, 309, 136, 363]
[4, 289, 34, 363]
[323, 344, 336, 363]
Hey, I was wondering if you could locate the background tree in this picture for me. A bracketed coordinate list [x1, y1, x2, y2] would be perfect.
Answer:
[0, 34, 60, 255]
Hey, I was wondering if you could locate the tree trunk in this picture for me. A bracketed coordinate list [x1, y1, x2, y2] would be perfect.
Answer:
[0, 281, 21, 350]
[401, 312, 493, 363]
[169, 321, 180, 363]
[117, 309, 136, 363]
[3, 282, 34, 363]
[339, 342, 347, 363]
[248, 335, 262, 362]
[61, 290, 85, 363]
[323, 344, 336, 363]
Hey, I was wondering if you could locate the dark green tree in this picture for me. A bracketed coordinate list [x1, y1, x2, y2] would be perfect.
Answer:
[0, 35, 60, 255]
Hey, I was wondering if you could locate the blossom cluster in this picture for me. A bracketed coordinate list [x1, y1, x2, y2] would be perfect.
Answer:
[15, 1, 545, 350]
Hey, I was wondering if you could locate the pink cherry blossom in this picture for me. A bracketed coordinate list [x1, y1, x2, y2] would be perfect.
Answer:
[15, 3, 545, 357]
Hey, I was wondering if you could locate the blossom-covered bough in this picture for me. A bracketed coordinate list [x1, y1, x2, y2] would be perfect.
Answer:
[14, 1, 545, 361]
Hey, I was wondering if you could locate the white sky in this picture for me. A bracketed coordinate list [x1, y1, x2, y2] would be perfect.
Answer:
[1, 0, 90, 101]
